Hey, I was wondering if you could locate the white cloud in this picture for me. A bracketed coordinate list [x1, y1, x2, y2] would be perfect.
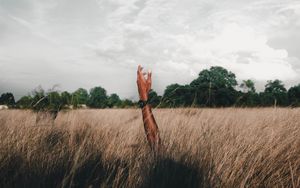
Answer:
[0, 0, 300, 99]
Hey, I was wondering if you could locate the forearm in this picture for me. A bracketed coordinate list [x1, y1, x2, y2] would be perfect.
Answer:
[141, 104, 160, 150]
[142, 105, 156, 127]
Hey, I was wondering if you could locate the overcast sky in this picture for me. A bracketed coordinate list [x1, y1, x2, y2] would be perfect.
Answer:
[0, 0, 300, 99]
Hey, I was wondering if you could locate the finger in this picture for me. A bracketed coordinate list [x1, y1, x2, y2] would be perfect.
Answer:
[147, 70, 152, 90]
[137, 65, 141, 74]
[147, 70, 152, 82]
[138, 65, 145, 74]
[137, 66, 146, 82]
[137, 65, 144, 74]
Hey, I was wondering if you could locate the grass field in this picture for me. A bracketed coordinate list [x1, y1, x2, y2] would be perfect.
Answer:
[0, 108, 300, 188]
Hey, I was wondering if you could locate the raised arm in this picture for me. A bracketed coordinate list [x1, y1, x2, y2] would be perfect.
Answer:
[136, 65, 161, 153]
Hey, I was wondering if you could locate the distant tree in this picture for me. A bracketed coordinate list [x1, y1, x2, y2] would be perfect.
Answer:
[88, 86, 108, 108]
[264, 80, 286, 93]
[240, 79, 256, 93]
[148, 89, 162, 108]
[261, 80, 288, 107]
[191, 66, 237, 88]
[162, 84, 181, 107]
[288, 84, 300, 107]
[17, 95, 33, 109]
[47, 91, 61, 110]
[214, 87, 238, 107]
[0, 92, 15, 106]
[61, 91, 72, 106]
[107, 93, 122, 108]
[178, 85, 195, 107]
[190, 66, 238, 107]
[162, 83, 180, 107]
[236, 79, 259, 107]
[120, 99, 135, 108]
[162, 84, 194, 107]
[236, 91, 260, 107]
[72, 88, 89, 107]
[31, 87, 48, 111]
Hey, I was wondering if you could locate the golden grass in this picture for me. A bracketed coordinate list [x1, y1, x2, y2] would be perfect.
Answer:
[0, 108, 300, 187]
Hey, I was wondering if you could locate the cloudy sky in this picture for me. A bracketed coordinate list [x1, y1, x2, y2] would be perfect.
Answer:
[0, 0, 300, 99]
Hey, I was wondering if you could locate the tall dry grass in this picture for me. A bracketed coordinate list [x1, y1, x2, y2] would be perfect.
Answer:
[0, 108, 300, 188]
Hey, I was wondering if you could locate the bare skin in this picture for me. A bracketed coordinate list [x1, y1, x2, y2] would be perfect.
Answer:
[136, 65, 161, 153]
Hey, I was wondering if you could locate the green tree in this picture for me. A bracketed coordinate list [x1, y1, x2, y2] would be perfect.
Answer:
[107, 93, 122, 108]
[288, 84, 300, 107]
[47, 91, 61, 110]
[120, 99, 135, 108]
[236, 91, 260, 107]
[162, 84, 194, 107]
[0, 92, 15, 106]
[31, 87, 48, 111]
[162, 84, 181, 107]
[190, 66, 238, 107]
[88, 86, 108, 108]
[236, 79, 259, 107]
[72, 88, 89, 107]
[17, 95, 33, 109]
[148, 89, 162, 108]
[261, 80, 288, 107]
[240, 79, 256, 93]
[61, 91, 72, 106]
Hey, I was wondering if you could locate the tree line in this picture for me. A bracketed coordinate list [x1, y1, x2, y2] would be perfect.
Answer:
[1, 66, 300, 110]
[0, 86, 135, 110]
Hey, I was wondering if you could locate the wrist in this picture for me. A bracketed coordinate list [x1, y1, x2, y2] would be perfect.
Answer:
[138, 99, 149, 108]
[139, 94, 148, 101]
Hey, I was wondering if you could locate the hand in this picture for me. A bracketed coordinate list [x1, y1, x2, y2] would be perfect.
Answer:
[137, 65, 152, 101]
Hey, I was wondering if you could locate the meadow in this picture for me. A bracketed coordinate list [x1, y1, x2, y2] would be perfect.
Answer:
[0, 108, 300, 188]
